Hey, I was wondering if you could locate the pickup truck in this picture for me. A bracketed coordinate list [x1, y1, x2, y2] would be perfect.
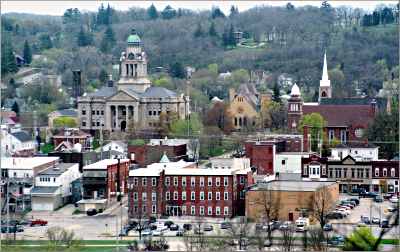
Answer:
[30, 219, 48, 226]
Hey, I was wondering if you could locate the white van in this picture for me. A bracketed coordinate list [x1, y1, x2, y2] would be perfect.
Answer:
[295, 217, 309, 232]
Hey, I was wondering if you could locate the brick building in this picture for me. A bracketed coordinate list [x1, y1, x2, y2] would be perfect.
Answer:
[128, 143, 187, 167]
[246, 180, 338, 221]
[52, 128, 92, 151]
[372, 160, 399, 193]
[82, 159, 130, 202]
[128, 166, 253, 218]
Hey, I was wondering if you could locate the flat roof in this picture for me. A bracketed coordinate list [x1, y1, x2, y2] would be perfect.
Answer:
[249, 180, 337, 192]
[38, 163, 77, 176]
[276, 152, 315, 155]
[83, 159, 130, 170]
[1, 157, 59, 170]
[129, 167, 248, 177]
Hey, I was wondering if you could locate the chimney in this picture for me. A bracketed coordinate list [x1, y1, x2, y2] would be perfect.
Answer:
[107, 74, 113, 87]
[303, 125, 310, 152]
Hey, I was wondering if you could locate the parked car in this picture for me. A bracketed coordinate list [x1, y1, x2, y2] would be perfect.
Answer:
[30, 219, 48, 226]
[142, 229, 152, 236]
[389, 197, 399, 203]
[169, 224, 179, 231]
[203, 224, 213, 232]
[361, 192, 379, 198]
[176, 229, 184, 236]
[119, 227, 129, 237]
[164, 221, 174, 228]
[157, 224, 168, 232]
[328, 235, 345, 246]
[1, 226, 24, 233]
[86, 208, 97, 216]
[357, 222, 367, 227]
[371, 217, 380, 224]
[149, 216, 157, 223]
[380, 219, 390, 228]
[323, 223, 333, 232]
[349, 198, 360, 205]
[374, 196, 384, 203]
[327, 212, 344, 219]
[153, 230, 162, 236]
[361, 216, 370, 224]
[279, 221, 292, 230]
[220, 222, 231, 229]
[183, 224, 192, 231]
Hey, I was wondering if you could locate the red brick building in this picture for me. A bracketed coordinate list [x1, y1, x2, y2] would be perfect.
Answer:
[52, 128, 92, 150]
[128, 167, 254, 218]
[128, 143, 187, 166]
[82, 159, 130, 202]
[372, 160, 399, 194]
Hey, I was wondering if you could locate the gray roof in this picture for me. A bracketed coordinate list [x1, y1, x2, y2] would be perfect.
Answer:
[249, 180, 337, 192]
[86, 86, 117, 98]
[277, 173, 302, 181]
[141, 86, 177, 98]
[11, 131, 32, 142]
[31, 186, 58, 194]
[38, 163, 76, 176]
[56, 109, 77, 117]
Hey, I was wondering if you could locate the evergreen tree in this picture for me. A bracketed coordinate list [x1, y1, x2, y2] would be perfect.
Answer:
[161, 5, 177, 19]
[1, 39, 18, 74]
[77, 26, 92, 47]
[211, 7, 225, 19]
[286, 2, 295, 10]
[99, 68, 108, 83]
[228, 24, 236, 46]
[7, 78, 18, 98]
[229, 5, 239, 18]
[222, 27, 230, 47]
[372, 11, 380, 25]
[23, 40, 32, 64]
[170, 62, 185, 78]
[11, 101, 19, 116]
[209, 22, 217, 37]
[273, 83, 281, 103]
[97, 4, 106, 25]
[39, 34, 53, 50]
[100, 25, 116, 53]
[105, 4, 112, 25]
[147, 4, 158, 20]
[194, 23, 203, 37]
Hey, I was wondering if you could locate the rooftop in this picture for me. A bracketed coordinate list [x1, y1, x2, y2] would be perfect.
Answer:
[249, 180, 337, 192]
[83, 159, 130, 170]
[11, 131, 32, 142]
[333, 142, 378, 149]
[1, 157, 59, 169]
[31, 186, 59, 195]
[38, 163, 77, 176]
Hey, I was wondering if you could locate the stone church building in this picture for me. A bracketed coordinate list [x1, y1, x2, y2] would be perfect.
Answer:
[77, 29, 190, 133]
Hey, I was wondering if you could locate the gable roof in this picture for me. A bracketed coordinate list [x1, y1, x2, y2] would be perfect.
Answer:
[86, 86, 117, 98]
[11, 131, 32, 142]
[303, 104, 373, 128]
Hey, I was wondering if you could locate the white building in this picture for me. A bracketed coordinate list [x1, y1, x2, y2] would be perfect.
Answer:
[330, 143, 379, 161]
[1, 125, 36, 156]
[209, 157, 250, 170]
[274, 152, 314, 174]
[31, 163, 81, 211]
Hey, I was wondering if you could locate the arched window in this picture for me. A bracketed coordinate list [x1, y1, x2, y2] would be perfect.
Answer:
[391, 168, 395, 177]
[321, 91, 326, 97]
[383, 168, 387, 177]
[374, 168, 379, 177]
[239, 117, 242, 126]
[234, 117, 237, 126]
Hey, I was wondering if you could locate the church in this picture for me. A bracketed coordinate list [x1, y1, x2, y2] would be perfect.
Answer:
[287, 52, 387, 144]
[77, 29, 190, 133]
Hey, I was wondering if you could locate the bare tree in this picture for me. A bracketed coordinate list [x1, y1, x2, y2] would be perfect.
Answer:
[227, 216, 251, 250]
[130, 205, 147, 240]
[254, 186, 281, 247]
[191, 216, 208, 251]
[306, 227, 328, 251]
[313, 186, 334, 229]
[46, 226, 81, 250]
[281, 225, 295, 252]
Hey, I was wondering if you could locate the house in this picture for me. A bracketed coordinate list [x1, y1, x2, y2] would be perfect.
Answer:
[48, 109, 78, 129]
[1, 127, 36, 157]
[52, 128, 92, 151]
[246, 180, 338, 222]
[99, 141, 127, 158]
[31, 163, 81, 211]
[128, 162, 253, 218]
[330, 143, 379, 161]
[1, 157, 60, 212]
[82, 159, 130, 203]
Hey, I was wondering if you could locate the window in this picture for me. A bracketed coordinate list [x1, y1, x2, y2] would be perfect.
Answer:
[199, 206, 205, 216]
[216, 207, 221, 216]
[82, 121, 86, 127]
[82, 110, 86, 115]
[343, 168, 347, 178]
[354, 128, 364, 138]
[240, 191, 245, 199]
[173, 177, 178, 186]
[216, 192, 220, 200]
[365, 169, 369, 178]
[216, 177, 221, 187]
[148, 111, 152, 116]
[351, 169, 355, 178]
[200, 191, 205, 200]
[173, 191, 178, 200]
[182, 191, 187, 200]
[133, 178, 138, 186]
[321, 166, 326, 176]
[239, 176, 245, 185]
[224, 177, 228, 186]
[182, 177, 186, 187]
[191, 177, 195, 187]
[208, 177, 212, 186]
[191, 206, 196, 215]
[152, 192, 156, 201]
[224, 207, 229, 216]
[166, 192, 170, 201]
[165, 177, 170, 186]
[142, 205, 146, 213]
[191, 191, 195, 201]
[304, 166, 309, 175]
[92, 110, 95, 115]
[152, 178, 157, 187]
[328, 129, 334, 142]
[391, 168, 396, 177]
[383, 168, 387, 177]
[142, 178, 147, 186]
[101, 110, 104, 115]
[375, 168, 379, 177]
[340, 130, 347, 144]
[208, 207, 212, 216]
[142, 192, 147, 201]
[152, 205, 156, 214]
[133, 192, 138, 201]
[200, 177, 204, 187]
[224, 192, 229, 200]
[208, 192, 212, 200]
[134, 206, 138, 213]
[182, 206, 186, 215]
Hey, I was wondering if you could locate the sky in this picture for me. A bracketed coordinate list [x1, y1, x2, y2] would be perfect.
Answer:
[1, 1, 398, 16]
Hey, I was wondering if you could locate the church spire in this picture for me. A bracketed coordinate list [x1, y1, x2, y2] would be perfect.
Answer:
[320, 51, 331, 87]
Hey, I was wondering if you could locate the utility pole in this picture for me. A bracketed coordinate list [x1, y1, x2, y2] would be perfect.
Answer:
[100, 119, 104, 160]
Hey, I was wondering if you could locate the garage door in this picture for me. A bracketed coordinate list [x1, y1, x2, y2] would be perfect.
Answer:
[32, 197, 54, 211]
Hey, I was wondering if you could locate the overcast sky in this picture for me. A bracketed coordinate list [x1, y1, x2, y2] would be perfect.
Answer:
[2, 1, 397, 16]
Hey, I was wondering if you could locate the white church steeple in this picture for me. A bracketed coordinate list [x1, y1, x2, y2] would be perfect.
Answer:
[319, 51, 332, 101]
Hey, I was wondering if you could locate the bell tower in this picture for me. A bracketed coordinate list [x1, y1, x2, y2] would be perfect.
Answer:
[319, 51, 331, 102]
[117, 28, 151, 93]
[287, 83, 303, 133]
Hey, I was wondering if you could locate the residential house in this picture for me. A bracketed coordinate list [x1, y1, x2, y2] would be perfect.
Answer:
[52, 128, 92, 151]
[1, 127, 36, 157]
[330, 143, 379, 161]
[31, 163, 81, 211]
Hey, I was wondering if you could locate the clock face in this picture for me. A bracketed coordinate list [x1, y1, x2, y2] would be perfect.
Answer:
[128, 53, 135, 60]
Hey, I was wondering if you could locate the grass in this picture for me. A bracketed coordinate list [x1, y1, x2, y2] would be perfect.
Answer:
[380, 239, 400, 245]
